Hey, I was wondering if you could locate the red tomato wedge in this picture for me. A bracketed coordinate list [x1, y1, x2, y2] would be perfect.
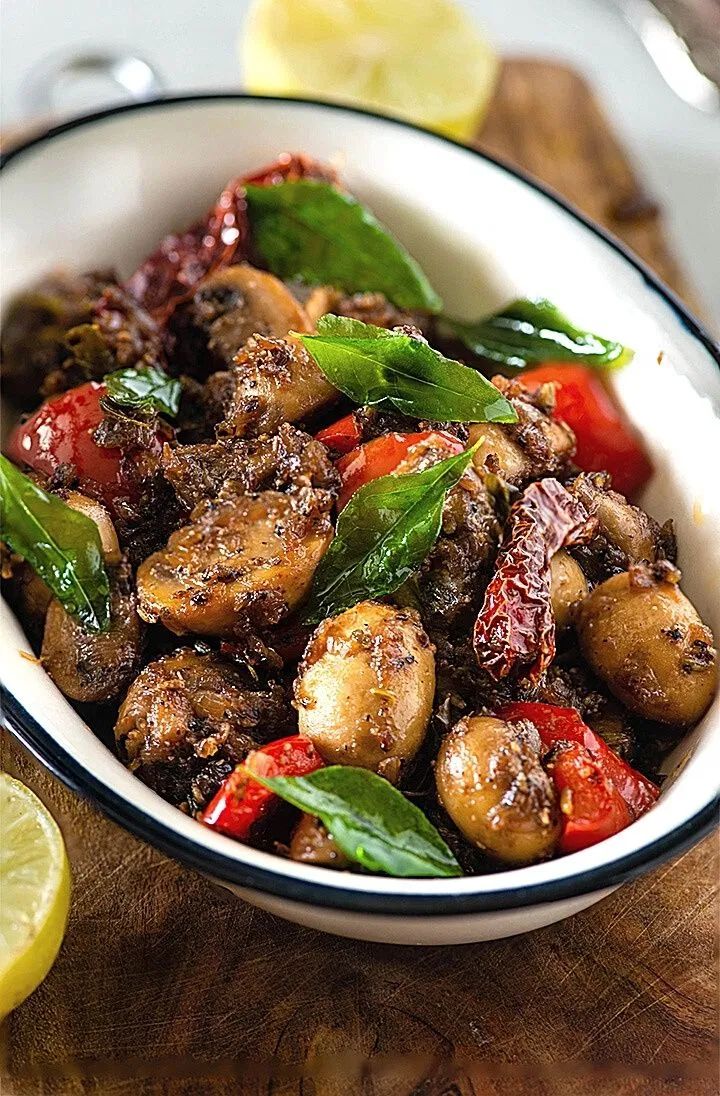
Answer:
[315, 413, 363, 455]
[335, 430, 464, 511]
[500, 702, 659, 818]
[545, 740, 633, 854]
[5, 381, 162, 508]
[200, 735, 324, 841]
[517, 364, 653, 497]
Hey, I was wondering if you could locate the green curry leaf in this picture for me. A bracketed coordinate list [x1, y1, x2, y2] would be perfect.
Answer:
[0, 455, 110, 632]
[298, 315, 516, 423]
[303, 443, 477, 624]
[251, 766, 462, 877]
[104, 364, 181, 417]
[245, 180, 443, 313]
[447, 298, 633, 369]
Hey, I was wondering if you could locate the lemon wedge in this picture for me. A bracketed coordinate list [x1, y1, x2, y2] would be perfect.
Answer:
[0, 773, 71, 1019]
[243, 0, 499, 142]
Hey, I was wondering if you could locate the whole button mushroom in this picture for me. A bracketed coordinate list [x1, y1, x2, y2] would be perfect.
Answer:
[435, 715, 561, 865]
[294, 601, 435, 778]
[577, 564, 718, 726]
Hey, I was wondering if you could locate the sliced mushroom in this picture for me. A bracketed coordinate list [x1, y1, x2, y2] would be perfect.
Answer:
[136, 488, 333, 635]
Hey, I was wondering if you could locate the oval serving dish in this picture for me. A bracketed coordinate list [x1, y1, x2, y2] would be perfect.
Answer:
[1, 95, 719, 944]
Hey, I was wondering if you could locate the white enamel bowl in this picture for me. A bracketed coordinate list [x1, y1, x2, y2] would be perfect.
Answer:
[2, 96, 719, 945]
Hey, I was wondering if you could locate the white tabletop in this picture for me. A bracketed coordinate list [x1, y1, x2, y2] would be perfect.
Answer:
[2, 0, 718, 329]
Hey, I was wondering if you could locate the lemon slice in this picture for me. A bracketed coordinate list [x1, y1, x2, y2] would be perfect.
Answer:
[0, 773, 71, 1018]
[243, 0, 499, 142]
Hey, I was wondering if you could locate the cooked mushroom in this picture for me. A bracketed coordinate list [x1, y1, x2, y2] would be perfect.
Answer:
[64, 491, 121, 565]
[435, 715, 560, 865]
[391, 433, 502, 627]
[136, 488, 333, 635]
[577, 564, 718, 725]
[171, 264, 312, 376]
[569, 473, 674, 568]
[218, 334, 338, 438]
[288, 814, 349, 868]
[41, 560, 144, 703]
[302, 286, 426, 331]
[295, 601, 435, 776]
[550, 550, 589, 632]
[115, 647, 293, 809]
[1, 549, 52, 645]
[467, 396, 574, 488]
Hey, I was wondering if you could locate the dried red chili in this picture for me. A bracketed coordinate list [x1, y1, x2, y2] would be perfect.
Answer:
[124, 154, 337, 323]
[474, 478, 595, 683]
[242, 152, 337, 189]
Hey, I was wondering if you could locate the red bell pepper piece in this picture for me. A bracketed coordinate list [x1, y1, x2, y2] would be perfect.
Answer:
[500, 701, 659, 818]
[517, 364, 652, 498]
[545, 740, 633, 853]
[200, 735, 324, 841]
[335, 430, 464, 511]
[315, 412, 363, 455]
[5, 381, 162, 508]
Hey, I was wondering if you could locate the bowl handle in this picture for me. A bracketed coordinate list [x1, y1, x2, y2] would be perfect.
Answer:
[20, 50, 164, 120]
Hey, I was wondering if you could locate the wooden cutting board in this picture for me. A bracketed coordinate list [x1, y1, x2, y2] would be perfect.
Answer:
[1, 60, 718, 1096]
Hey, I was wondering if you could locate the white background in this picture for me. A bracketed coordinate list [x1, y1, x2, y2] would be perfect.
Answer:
[1, 0, 719, 329]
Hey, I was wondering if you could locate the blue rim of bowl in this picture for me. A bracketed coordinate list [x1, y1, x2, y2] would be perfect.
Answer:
[1, 93, 719, 918]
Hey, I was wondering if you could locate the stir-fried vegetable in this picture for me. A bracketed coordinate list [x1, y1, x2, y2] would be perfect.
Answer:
[335, 430, 464, 511]
[474, 479, 595, 683]
[500, 703, 660, 817]
[249, 765, 462, 877]
[0, 456, 110, 633]
[6, 382, 127, 505]
[201, 735, 324, 840]
[126, 154, 334, 321]
[298, 315, 516, 422]
[104, 365, 181, 417]
[304, 442, 478, 623]
[448, 298, 633, 370]
[315, 412, 363, 455]
[3, 151, 715, 881]
[5, 381, 163, 508]
[518, 363, 652, 497]
[545, 740, 633, 854]
[246, 180, 442, 312]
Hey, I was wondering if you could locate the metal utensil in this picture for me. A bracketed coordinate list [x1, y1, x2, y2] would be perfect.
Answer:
[20, 49, 164, 120]
[607, 0, 720, 112]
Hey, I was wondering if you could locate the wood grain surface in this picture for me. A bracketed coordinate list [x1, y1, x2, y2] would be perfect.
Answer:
[1, 59, 718, 1096]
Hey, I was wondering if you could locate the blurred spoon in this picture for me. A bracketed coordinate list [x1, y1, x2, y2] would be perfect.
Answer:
[606, 0, 720, 113]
